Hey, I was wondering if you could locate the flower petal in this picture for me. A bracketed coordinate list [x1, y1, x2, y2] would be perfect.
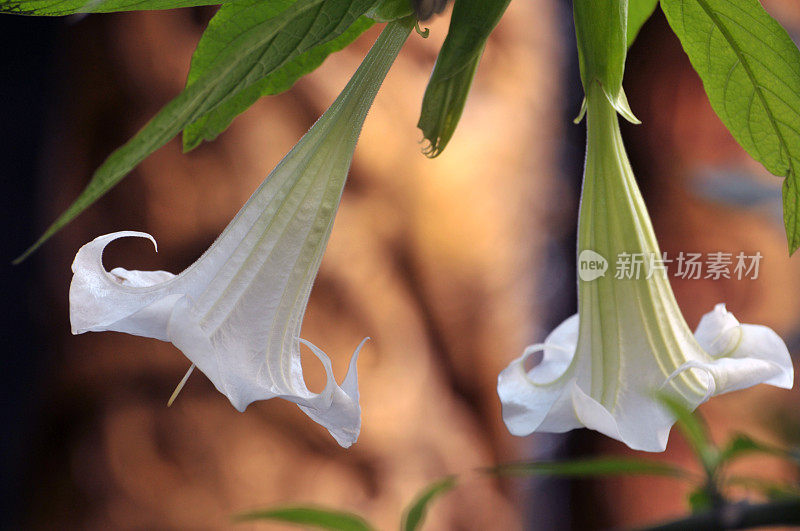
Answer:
[69, 231, 179, 340]
[498, 315, 578, 436]
[666, 304, 795, 397]
[567, 382, 673, 451]
[694, 303, 742, 357]
[734, 323, 794, 388]
[296, 338, 367, 448]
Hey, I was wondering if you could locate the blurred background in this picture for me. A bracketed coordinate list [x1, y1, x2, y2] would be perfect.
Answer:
[2, 0, 800, 529]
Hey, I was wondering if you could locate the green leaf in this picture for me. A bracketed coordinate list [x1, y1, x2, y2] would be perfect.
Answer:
[727, 476, 800, 500]
[416, 0, 511, 157]
[660, 0, 800, 254]
[236, 506, 375, 531]
[488, 457, 689, 479]
[719, 434, 786, 464]
[401, 476, 457, 531]
[15, 0, 377, 262]
[417, 53, 480, 157]
[183, 12, 374, 151]
[687, 486, 715, 513]
[0, 0, 224, 15]
[627, 0, 658, 48]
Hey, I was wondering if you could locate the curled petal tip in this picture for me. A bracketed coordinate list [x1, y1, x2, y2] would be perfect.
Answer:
[342, 338, 370, 399]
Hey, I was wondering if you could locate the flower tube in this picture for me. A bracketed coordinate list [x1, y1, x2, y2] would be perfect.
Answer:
[69, 18, 414, 448]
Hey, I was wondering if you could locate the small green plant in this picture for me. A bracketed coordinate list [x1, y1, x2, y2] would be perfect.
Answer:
[237, 398, 800, 530]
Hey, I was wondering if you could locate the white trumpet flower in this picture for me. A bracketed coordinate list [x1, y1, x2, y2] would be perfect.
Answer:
[69, 19, 414, 448]
[498, 83, 794, 451]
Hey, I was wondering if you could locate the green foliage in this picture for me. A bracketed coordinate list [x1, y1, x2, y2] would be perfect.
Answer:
[655, 393, 800, 526]
[15, 0, 378, 261]
[687, 486, 715, 513]
[660, 0, 800, 254]
[7, 0, 513, 256]
[417, 53, 479, 157]
[232, 405, 800, 530]
[234, 475, 459, 531]
[719, 434, 787, 464]
[727, 476, 800, 501]
[182, 0, 376, 150]
[626, 0, 658, 48]
[236, 506, 375, 531]
[416, 0, 511, 157]
[490, 457, 688, 479]
[0, 0, 408, 18]
[401, 476, 457, 531]
[0, 0, 223, 15]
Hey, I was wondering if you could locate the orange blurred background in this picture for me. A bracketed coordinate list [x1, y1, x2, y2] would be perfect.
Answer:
[1, 1, 800, 529]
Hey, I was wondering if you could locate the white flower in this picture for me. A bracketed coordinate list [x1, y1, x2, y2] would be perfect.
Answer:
[497, 83, 793, 452]
[69, 20, 414, 448]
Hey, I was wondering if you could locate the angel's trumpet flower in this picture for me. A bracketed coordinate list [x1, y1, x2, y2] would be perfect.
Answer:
[497, 83, 793, 451]
[69, 19, 414, 448]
